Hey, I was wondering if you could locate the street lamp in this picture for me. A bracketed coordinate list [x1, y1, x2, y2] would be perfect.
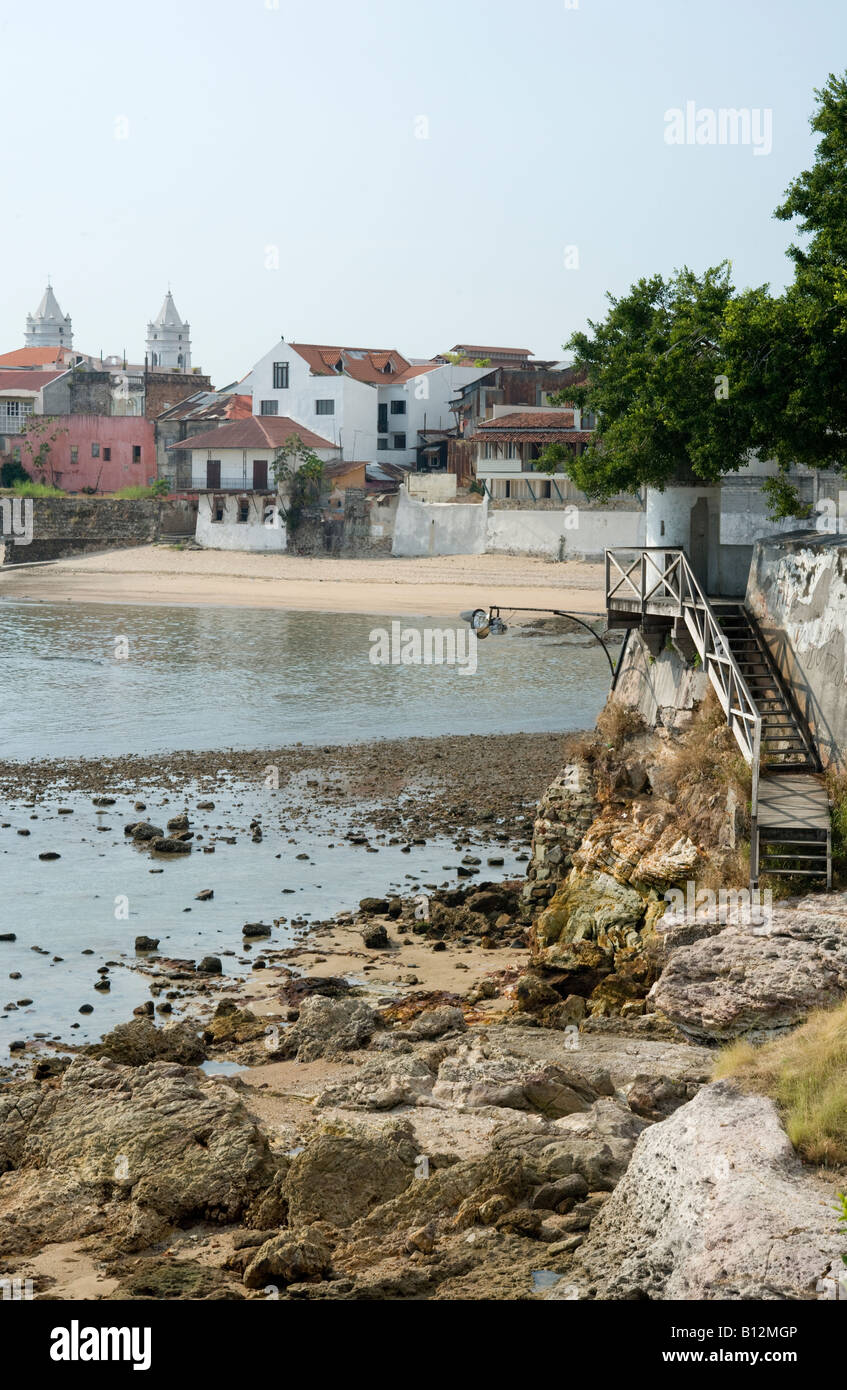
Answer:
[460, 605, 618, 678]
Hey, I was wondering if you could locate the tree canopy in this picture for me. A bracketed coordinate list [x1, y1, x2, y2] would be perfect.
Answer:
[559, 72, 847, 503]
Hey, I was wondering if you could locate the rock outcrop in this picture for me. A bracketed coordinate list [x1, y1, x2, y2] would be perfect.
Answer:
[650, 897, 847, 1040]
[553, 1080, 845, 1300]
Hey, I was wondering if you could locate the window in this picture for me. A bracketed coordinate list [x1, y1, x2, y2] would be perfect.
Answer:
[582, 411, 596, 430]
[273, 362, 289, 389]
[91, 443, 100, 458]
[390, 399, 406, 415]
[133, 445, 141, 462]
[212, 504, 224, 523]
[392, 433, 406, 450]
[260, 400, 278, 416]
[238, 503, 249, 523]
[377, 403, 388, 434]
[315, 400, 335, 415]
[70, 446, 79, 464]
[377, 439, 389, 451]
[103, 447, 111, 462]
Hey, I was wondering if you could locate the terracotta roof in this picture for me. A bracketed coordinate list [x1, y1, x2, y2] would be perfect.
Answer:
[168, 416, 337, 452]
[478, 411, 577, 431]
[392, 362, 444, 383]
[0, 369, 68, 392]
[290, 343, 412, 384]
[0, 346, 76, 369]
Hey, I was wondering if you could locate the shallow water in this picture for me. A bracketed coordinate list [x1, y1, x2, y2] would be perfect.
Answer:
[0, 599, 609, 1055]
[0, 600, 610, 759]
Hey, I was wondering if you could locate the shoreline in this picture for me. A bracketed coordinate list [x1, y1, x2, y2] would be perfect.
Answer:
[0, 544, 607, 618]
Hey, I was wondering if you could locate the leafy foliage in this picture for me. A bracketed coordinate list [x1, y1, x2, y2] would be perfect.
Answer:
[559, 73, 847, 493]
[272, 434, 325, 533]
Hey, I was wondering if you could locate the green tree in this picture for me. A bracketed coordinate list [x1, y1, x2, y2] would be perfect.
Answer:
[557, 72, 847, 504]
[271, 434, 325, 533]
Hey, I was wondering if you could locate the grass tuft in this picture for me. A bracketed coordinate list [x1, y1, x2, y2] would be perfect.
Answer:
[714, 1001, 847, 1166]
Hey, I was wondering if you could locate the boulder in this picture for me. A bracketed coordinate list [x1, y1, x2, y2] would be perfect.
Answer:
[243, 1232, 332, 1289]
[285, 1128, 416, 1228]
[91, 1017, 205, 1067]
[407, 1005, 466, 1039]
[650, 905, 847, 1040]
[0, 1057, 278, 1256]
[278, 995, 377, 1062]
[555, 1081, 846, 1300]
[128, 823, 164, 842]
[361, 921, 389, 949]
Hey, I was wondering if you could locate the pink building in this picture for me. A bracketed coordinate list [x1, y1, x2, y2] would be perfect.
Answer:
[19, 415, 155, 493]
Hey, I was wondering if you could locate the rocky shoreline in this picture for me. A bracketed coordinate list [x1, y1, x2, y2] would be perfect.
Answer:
[1, 701, 846, 1301]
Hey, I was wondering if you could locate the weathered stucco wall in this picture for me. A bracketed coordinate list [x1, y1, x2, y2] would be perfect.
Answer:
[392, 490, 488, 556]
[487, 505, 645, 559]
[613, 630, 710, 732]
[195, 494, 286, 552]
[746, 532, 847, 769]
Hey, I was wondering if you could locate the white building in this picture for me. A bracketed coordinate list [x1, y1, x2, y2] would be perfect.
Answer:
[168, 414, 339, 491]
[25, 283, 73, 349]
[239, 340, 490, 468]
[146, 291, 192, 370]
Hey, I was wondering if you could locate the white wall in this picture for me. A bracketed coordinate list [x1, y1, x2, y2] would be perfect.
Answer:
[186, 443, 337, 489]
[392, 489, 488, 556]
[407, 473, 457, 501]
[486, 507, 645, 559]
[195, 494, 286, 551]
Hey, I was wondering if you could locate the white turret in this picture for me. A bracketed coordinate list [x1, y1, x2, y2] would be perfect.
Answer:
[146, 290, 191, 370]
[25, 283, 73, 347]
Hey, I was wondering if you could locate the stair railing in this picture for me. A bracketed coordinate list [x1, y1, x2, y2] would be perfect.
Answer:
[606, 547, 763, 876]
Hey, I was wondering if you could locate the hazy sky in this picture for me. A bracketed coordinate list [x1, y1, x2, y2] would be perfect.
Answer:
[3, 0, 845, 384]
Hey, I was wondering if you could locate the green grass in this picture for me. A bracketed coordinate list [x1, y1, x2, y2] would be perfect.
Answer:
[111, 484, 168, 499]
[714, 1000, 847, 1166]
[6, 480, 66, 497]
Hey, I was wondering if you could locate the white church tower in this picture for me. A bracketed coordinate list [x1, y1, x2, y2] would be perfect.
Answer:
[25, 283, 73, 348]
[146, 290, 191, 370]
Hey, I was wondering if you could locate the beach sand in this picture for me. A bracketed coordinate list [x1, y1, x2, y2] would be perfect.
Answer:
[0, 544, 607, 618]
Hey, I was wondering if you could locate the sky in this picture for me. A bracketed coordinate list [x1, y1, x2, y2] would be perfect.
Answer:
[2, 0, 846, 385]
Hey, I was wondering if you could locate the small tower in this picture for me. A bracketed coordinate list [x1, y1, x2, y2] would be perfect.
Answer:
[146, 290, 192, 371]
[25, 283, 73, 348]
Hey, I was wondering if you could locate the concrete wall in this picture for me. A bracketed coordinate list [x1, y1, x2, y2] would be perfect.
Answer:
[407, 473, 457, 501]
[195, 493, 286, 551]
[487, 505, 645, 559]
[746, 532, 847, 769]
[392, 489, 487, 556]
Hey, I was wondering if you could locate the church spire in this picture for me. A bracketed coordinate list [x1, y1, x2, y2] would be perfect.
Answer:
[146, 290, 191, 370]
[25, 282, 73, 347]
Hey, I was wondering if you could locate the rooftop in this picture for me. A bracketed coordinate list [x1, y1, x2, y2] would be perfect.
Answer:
[168, 415, 337, 453]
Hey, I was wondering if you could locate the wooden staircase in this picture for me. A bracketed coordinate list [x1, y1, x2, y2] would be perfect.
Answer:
[605, 548, 832, 891]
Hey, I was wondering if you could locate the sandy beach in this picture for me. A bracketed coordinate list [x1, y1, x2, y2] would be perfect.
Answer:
[0, 545, 607, 618]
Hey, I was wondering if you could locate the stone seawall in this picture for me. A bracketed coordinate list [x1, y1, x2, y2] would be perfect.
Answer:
[0, 497, 194, 564]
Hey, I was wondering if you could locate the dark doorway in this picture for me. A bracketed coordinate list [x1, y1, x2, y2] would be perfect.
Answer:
[690, 496, 710, 591]
[253, 459, 268, 489]
[206, 459, 221, 488]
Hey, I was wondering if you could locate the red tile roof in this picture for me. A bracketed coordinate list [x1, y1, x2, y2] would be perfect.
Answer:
[168, 416, 337, 452]
[290, 343, 412, 384]
[0, 369, 68, 392]
[478, 410, 577, 431]
[0, 347, 76, 369]
[449, 344, 533, 356]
